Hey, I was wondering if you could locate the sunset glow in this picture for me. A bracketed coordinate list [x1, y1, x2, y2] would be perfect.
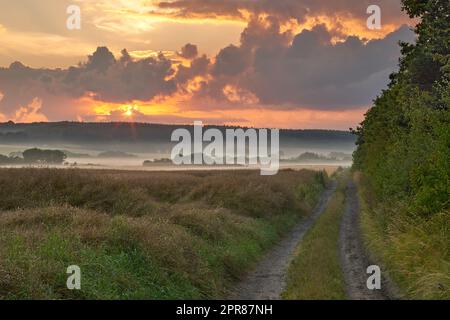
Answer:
[0, 0, 415, 129]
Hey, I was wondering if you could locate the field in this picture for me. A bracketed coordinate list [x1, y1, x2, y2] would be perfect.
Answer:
[0, 160, 343, 177]
[0, 168, 328, 299]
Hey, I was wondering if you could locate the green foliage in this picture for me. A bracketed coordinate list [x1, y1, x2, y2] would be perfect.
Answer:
[353, 0, 449, 299]
[295, 171, 328, 208]
[356, 173, 450, 299]
[353, 0, 450, 216]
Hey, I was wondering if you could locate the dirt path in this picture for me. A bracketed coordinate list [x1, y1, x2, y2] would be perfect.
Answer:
[231, 181, 337, 300]
[339, 180, 398, 300]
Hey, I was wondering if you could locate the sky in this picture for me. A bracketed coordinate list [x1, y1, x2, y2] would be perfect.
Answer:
[0, 0, 416, 129]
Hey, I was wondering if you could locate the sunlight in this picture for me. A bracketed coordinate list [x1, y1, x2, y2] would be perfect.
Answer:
[123, 105, 135, 117]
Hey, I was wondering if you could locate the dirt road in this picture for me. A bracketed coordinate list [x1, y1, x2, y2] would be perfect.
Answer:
[339, 180, 398, 300]
[231, 181, 337, 300]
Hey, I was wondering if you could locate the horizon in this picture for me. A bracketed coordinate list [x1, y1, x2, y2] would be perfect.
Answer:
[0, 119, 355, 132]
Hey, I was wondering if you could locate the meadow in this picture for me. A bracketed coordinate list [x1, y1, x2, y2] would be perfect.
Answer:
[0, 168, 328, 299]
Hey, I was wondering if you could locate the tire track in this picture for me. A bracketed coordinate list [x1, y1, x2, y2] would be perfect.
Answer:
[339, 180, 398, 300]
[231, 181, 337, 300]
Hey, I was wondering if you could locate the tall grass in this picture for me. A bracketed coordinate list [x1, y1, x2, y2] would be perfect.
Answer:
[355, 172, 450, 300]
[282, 173, 347, 300]
[0, 168, 327, 299]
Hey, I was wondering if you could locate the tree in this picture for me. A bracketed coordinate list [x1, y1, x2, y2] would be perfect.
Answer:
[23, 148, 67, 164]
[353, 0, 449, 215]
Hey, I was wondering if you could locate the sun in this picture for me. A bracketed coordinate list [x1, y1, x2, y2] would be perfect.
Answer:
[123, 105, 137, 117]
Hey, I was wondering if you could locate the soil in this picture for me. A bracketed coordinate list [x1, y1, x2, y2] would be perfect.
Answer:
[231, 181, 337, 300]
[338, 180, 399, 300]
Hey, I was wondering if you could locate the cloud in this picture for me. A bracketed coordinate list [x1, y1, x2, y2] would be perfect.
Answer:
[85, 47, 117, 73]
[0, 23, 415, 121]
[152, 0, 413, 45]
[60, 47, 178, 102]
[175, 54, 210, 84]
[82, 105, 246, 125]
[178, 43, 198, 59]
[13, 97, 48, 123]
[191, 22, 415, 109]
[0, 2, 416, 127]
[0, 61, 50, 115]
[155, 0, 408, 26]
[212, 44, 251, 77]
[0, 47, 180, 119]
[0, 91, 5, 121]
[245, 24, 416, 108]
[156, 0, 308, 22]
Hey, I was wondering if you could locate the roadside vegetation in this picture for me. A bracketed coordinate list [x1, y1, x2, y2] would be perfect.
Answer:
[356, 173, 449, 299]
[283, 171, 347, 300]
[352, 0, 449, 299]
[0, 168, 327, 299]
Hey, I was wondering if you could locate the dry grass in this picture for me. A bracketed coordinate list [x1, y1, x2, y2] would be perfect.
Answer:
[0, 168, 328, 299]
[279, 164, 342, 176]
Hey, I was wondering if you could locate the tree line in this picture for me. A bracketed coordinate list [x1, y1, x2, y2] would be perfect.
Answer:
[0, 148, 67, 165]
[353, 0, 449, 216]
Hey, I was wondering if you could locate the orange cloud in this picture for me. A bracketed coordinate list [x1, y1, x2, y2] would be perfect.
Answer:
[152, 0, 413, 39]
[292, 14, 407, 42]
[13, 98, 48, 123]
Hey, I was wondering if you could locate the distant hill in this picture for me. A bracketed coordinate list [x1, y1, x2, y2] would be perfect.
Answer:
[0, 121, 356, 154]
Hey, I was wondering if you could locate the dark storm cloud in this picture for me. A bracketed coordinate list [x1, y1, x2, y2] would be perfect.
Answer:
[70, 48, 177, 102]
[157, 0, 309, 22]
[192, 21, 416, 109]
[240, 16, 292, 49]
[245, 24, 416, 108]
[179, 43, 199, 59]
[212, 44, 251, 77]
[0, 47, 181, 117]
[155, 0, 406, 25]
[0, 61, 55, 115]
[175, 54, 210, 84]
